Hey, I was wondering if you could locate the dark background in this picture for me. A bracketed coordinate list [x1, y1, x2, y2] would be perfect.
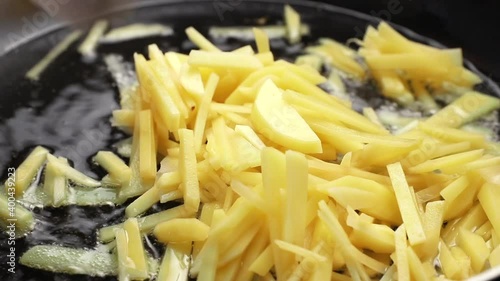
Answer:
[1, 0, 499, 82]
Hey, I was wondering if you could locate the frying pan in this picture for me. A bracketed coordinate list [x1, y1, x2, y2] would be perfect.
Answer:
[0, 1, 499, 280]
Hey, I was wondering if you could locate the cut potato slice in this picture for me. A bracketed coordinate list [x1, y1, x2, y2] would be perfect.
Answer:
[251, 79, 321, 153]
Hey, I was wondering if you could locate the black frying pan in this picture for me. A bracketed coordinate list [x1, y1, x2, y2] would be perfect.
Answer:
[0, 1, 499, 280]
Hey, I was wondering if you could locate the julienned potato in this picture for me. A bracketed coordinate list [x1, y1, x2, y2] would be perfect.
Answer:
[2, 4, 500, 281]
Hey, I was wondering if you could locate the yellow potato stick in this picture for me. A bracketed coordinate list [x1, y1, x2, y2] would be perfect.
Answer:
[188, 50, 264, 71]
[287, 257, 317, 281]
[255, 52, 274, 66]
[450, 246, 472, 279]
[411, 149, 484, 174]
[284, 5, 301, 44]
[260, 147, 289, 279]
[12, 14, 500, 281]
[231, 171, 262, 186]
[442, 203, 487, 246]
[418, 122, 486, 149]
[444, 181, 481, 221]
[166, 147, 179, 157]
[94, 151, 131, 186]
[180, 63, 205, 99]
[274, 60, 326, 85]
[155, 171, 181, 193]
[362, 107, 385, 128]
[217, 210, 262, 259]
[438, 239, 460, 279]
[115, 228, 130, 281]
[148, 59, 189, 120]
[234, 125, 266, 150]
[372, 70, 414, 105]
[179, 129, 201, 213]
[157, 242, 191, 281]
[347, 209, 395, 254]
[78, 20, 108, 57]
[253, 28, 271, 53]
[118, 113, 148, 200]
[330, 271, 355, 281]
[123, 218, 148, 279]
[261, 147, 285, 213]
[319, 38, 357, 58]
[147, 44, 168, 66]
[478, 182, 500, 240]
[218, 220, 262, 266]
[425, 91, 500, 128]
[307, 243, 335, 281]
[99, 205, 194, 242]
[440, 175, 469, 203]
[366, 53, 452, 73]
[47, 154, 100, 188]
[317, 201, 381, 279]
[220, 111, 252, 127]
[26, 30, 82, 81]
[412, 80, 438, 111]
[185, 26, 221, 52]
[249, 245, 274, 276]
[197, 240, 218, 281]
[139, 110, 157, 186]
[284, 90, 388, 135]
[413, 200, 445, 260]
[457, 227, 489, 273]
[232, 45, 255, 54]
[11, 146, 49, 197]
[43, 161, 67, 207]
[234, 224, 270, 281]
[193, 203, 219, 258]
[308, 45, 365, 79]
[406, 246, 427, 281]
[492, 230, 500, 250]
[210, 102, 252, 115]
[274, 240, 326, 262]
[134, 53, 180, 133]
[125, 186, 160, 217]
[216, 257, 241, 281]
[112, 109, 135, 128]
[230, 180, 266, 212]
[307, 157, 392, 185]
[252, 80, 322, 154]
[474, 221, 492, 241]
[319, 176, 401, 224]
[154, 218, 209, 243]
[210, 117, 237, 171]
[394, 225, 410, 281]
[430, 141, 472, 159]
[283, 151, 308, 246]
[340, 152, 352, 168]
[387, 162, 426, 245]
[160, 190, 183, 203]
[225, 65, 286, 104]
[194, 74, 219, 154]
[164, 51, 187, 75]
[490, 245, 500, 267]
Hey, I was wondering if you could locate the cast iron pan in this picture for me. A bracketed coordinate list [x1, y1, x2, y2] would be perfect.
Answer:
[0, 1, 499, 280]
